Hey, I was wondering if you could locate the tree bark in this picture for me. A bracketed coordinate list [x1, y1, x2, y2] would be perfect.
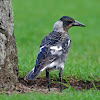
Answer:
[0, 0, 19, 91]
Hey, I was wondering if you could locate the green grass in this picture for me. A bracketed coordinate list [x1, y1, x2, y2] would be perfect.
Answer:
[1, 0, 100, 99]
[0, 89, 100, 100]
[12, 0, 100, 81]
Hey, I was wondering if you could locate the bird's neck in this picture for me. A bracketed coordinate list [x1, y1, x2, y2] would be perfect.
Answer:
[53, 20, 65, 33]
[53, 20, 69, 33]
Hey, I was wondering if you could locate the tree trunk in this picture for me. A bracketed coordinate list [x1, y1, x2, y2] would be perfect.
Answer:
[0, 0, 19, 91]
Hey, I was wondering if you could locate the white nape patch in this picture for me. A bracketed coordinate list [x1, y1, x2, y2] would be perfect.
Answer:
[68, 40, 70, 46]
[50, 45, 62, 55]
[39, 46, 45, 53]
[53, 20, 65, 33]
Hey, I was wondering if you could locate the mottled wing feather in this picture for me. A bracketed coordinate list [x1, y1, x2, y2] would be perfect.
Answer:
[34, 31, 71, 74]
[40, 31, 62, 47]
[34, 46, 58, 73]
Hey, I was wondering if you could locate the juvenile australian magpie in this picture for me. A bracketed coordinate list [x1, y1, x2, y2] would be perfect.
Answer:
[25, 16, 85, 92]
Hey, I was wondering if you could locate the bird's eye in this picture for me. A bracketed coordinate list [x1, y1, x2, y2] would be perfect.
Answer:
[68, 21, 72, 23]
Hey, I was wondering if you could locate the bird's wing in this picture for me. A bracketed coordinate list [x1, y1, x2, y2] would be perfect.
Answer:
[33, 32, 63, 73]
[25, 45, 59, 80]
[34, 31, 72, 72]
[25, 32, 63, 80]
[34, 45, 58, 73]
[25, 32, 71, 80]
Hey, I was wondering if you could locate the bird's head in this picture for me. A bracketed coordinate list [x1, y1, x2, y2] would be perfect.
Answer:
[53, 16, 86, 32]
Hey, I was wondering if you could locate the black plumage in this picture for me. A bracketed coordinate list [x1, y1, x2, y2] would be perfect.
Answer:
[25, 16, 85, 92]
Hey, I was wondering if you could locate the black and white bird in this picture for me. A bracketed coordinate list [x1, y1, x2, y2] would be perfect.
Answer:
[25, 16, 85, 92]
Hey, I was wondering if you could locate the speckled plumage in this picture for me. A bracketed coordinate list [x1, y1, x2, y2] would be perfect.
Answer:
[26, 31, 71, 80]
[25, 16, 85, 92]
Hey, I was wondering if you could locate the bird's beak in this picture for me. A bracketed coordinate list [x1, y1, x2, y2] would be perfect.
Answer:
[72, 20, 86, 27]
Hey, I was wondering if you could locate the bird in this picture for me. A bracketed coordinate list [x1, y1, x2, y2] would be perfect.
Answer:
[25, 16, 86, 92]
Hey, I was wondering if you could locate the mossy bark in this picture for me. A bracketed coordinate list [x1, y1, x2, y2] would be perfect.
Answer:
[0, 0, 19, 91]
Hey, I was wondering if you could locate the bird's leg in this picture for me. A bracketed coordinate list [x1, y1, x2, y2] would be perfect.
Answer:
[59, 68, 63, 93]
[46, 69, 50, 91]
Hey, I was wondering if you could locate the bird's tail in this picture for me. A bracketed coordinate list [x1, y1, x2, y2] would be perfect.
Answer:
[25, 68, 42, 81]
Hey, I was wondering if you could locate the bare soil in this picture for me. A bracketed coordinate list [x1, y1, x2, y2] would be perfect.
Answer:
[14, 77, 100, 94]
[1, 77, 99, 94]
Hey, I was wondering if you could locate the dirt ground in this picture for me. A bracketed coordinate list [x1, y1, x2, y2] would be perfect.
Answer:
[1, 77, 99, 94]
[14, 77, 100, 94]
